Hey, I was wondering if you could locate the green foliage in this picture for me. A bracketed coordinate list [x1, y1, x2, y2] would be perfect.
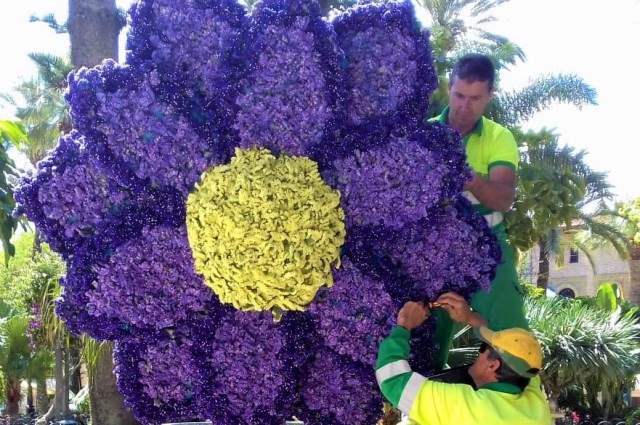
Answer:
[0, 315, 32, 385]
[625, 407, 640, 425]
[619, 197, 640, 246]
[490, 74, 597, 128]
[0, 233, 38, 314]
[0, 232, 65, 324]
[0, 53, 71, 165]
[0, 119, 28, 266]
[521, 281, 545, 299]
[527, 296, 640, 414]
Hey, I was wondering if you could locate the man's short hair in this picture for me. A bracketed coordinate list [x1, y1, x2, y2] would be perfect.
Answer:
[449, 54, 496, 91]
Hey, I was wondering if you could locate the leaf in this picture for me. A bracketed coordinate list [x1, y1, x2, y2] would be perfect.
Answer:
[0, 120, 28, 147]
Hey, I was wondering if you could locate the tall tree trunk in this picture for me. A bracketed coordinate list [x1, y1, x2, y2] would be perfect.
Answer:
[89, 344, 137, 425]
[26, 379, 34, 413]
[69, 344, 82, 395]
[68, 0, 120, 67]
[53, 338, 65, 418]
[68, 2, 136, 423]
[536, 239, 550, 290]
[36, 378, 49, 416]
[63, 347, 71, 417]
[5, 378, 21, 417]
[629, 244, 640, 304]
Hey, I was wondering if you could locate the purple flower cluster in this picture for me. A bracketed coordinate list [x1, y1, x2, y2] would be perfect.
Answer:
[375, 204, 500, 300]
[14, 0, 502, 423]
[333, 0, 437, 126]
[325, 130, 456, 229]
[114, 328, 214, 424]
[210, 310, 287, 423]
[65, 60, 134, 137]
[137, 336, 204, 406]
[14, 131, 133, 257]
[234, 10, 341, 156]
[126, 0, 246, 105]
[301, 348, 381, 425]
[86, 225, 212, 330]
[308, 257, 394, 365]
[39, 163, 129, 237]
[95, 76, 223, 194]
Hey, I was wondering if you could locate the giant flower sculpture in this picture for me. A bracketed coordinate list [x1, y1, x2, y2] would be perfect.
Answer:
[15, 0, 501, 423]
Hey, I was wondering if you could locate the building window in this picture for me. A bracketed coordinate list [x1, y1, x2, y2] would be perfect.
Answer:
[569, 248, 579, 263]
[559, 288, 576, 298]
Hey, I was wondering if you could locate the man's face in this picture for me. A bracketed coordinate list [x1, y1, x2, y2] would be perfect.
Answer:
[447, 76, 493, 130]
[468, 342, 498, 387]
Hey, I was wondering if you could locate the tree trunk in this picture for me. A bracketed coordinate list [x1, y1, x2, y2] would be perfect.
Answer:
[26, 379, 34, 413]
[69, 344, 82, 395]
[36, 378, 49, 416]
[63, 347, 71, 417]
[536, 239, 550, 291]
[5, 378, 21, 417]
[53, 338, 65, 418]
[68, 2, 136, 422]
[89, 344, 138, 425]
[68, 0, 120, 67]
[629, 244, 640, 304]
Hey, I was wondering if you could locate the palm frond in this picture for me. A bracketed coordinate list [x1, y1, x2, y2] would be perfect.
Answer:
[496, 74, 597, 127]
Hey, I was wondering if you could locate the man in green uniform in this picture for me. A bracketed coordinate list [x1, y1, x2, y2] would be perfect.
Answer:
[429, 53, 528, 370]
[376, 297, 551, 425]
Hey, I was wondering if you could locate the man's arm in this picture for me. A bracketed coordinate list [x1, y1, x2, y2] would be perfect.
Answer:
[375, 302, 428, 413]
[464, 165, 516, 213]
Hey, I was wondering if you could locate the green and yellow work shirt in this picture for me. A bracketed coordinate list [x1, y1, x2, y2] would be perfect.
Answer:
[376, 326, 552, 425]
[428, 108, 528, 369]
[430, 106, 519, 240]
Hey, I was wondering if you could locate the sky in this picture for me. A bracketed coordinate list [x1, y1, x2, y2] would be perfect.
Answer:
[1, 0, 639, 202]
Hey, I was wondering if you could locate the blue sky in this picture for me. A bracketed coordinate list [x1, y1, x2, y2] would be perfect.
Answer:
[2, 0, 639, 202]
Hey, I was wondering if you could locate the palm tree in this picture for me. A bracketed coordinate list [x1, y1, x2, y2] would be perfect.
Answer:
[505, 129, 627, 290]
[526, 295, 640, 415]
[25, 349, 55, 416]
[0, 53, 73, 164]
[0, 316, 31, 418]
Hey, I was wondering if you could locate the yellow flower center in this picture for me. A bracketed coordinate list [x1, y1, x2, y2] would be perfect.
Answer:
[186, 148, 345, 313]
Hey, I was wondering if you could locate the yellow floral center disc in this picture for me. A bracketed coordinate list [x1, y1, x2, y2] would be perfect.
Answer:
[186, 148, 345, 313]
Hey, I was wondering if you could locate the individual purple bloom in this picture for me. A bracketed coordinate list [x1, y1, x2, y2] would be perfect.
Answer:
[300, 348, 382, 425]
[323, 124, 469, 229]
[308, 257, 395, 365]
[233, 0, 343, 156]
[210, 310, 288, 424]
[95, 76, 225, 194]
[333, 0, 437, 126]
[86, 225, 212, 330]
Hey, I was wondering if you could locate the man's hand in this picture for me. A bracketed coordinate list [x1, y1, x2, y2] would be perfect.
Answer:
[463, 166, 516, 212]
[396, 301, 429, 331]
[435, 292, 487, 328]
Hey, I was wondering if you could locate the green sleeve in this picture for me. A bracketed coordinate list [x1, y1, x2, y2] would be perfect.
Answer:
[375, 326, 427, 413]
[488, 127, 519, 171]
